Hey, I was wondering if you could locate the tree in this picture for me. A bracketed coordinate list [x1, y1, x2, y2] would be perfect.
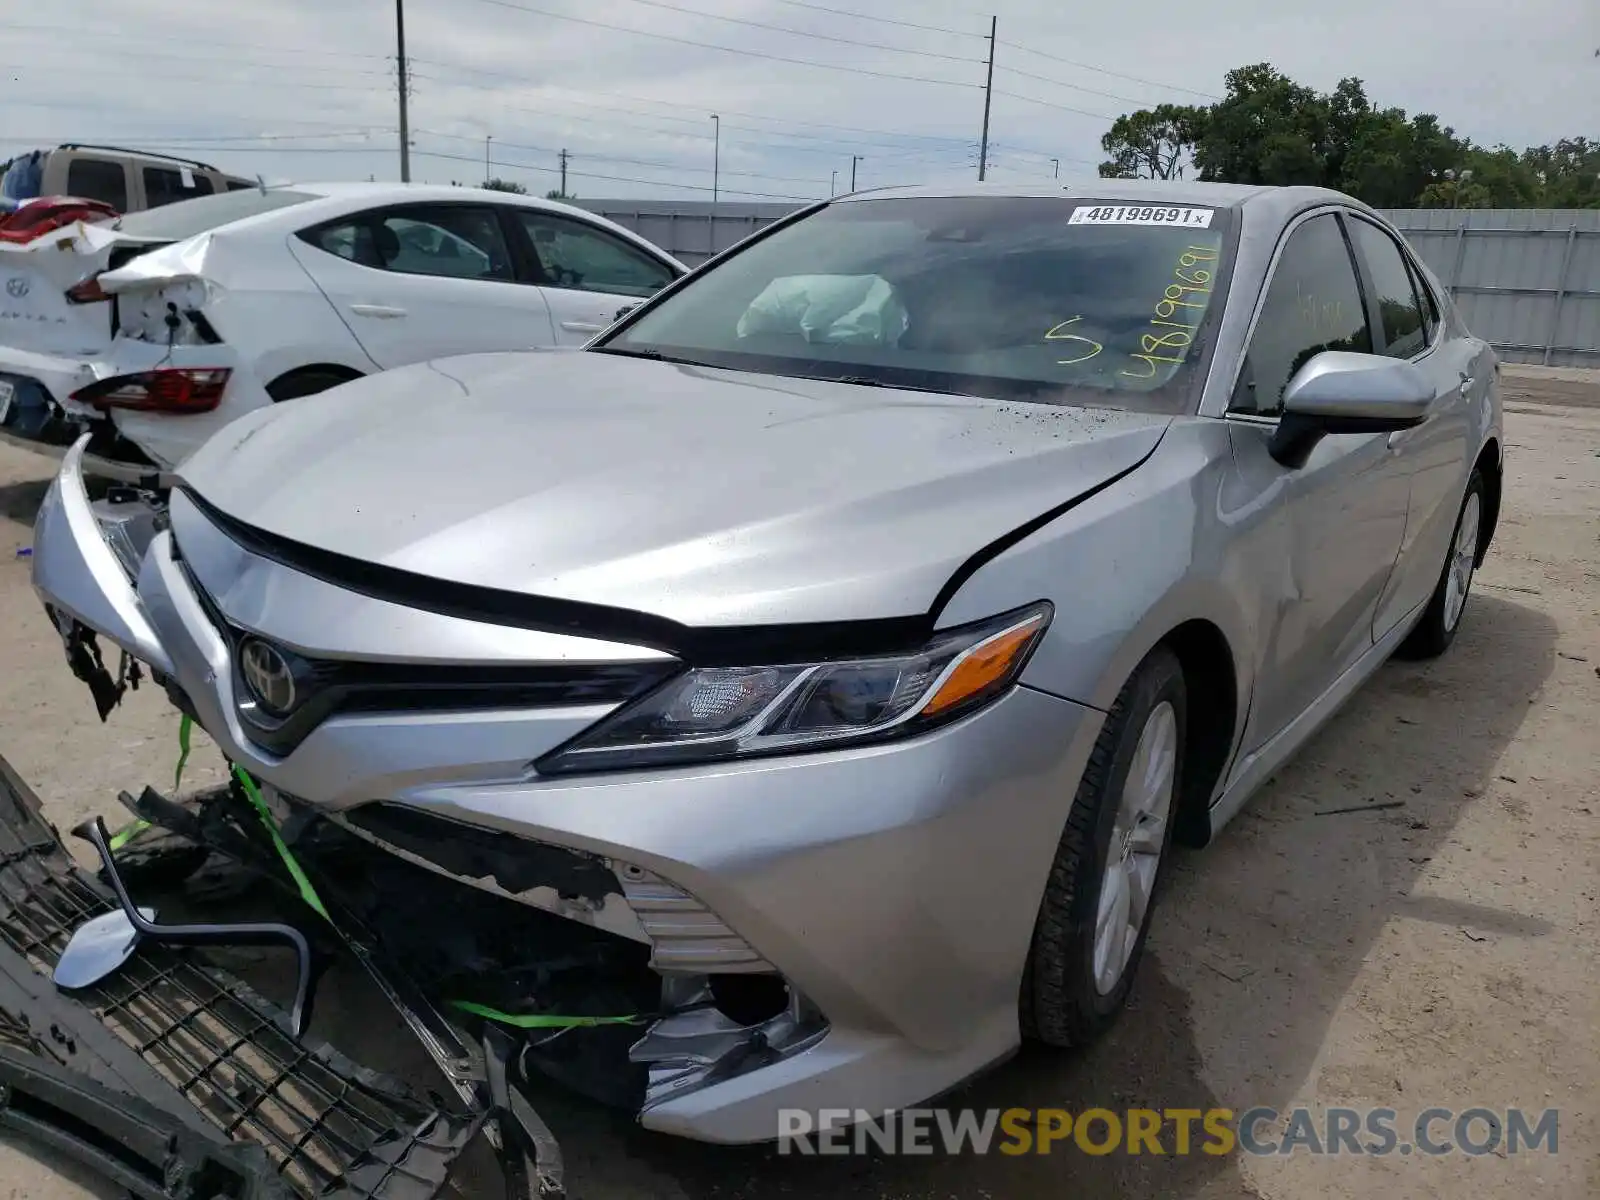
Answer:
[1098, 104, 1206, 179]
[482, 177, 528, 194]
[545, 188, 576, 201]
[1104, 62, 1598, 208]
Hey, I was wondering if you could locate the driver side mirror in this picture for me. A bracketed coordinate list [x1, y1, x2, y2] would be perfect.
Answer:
[1269, 351, 1432, 468]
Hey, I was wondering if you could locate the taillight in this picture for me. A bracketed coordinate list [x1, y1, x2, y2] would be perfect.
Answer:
[65, 275, 109, 304]
[72, 368, 231, 414]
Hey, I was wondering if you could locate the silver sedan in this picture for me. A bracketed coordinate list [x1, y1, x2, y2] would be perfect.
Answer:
[31, 180, 1502, 1144]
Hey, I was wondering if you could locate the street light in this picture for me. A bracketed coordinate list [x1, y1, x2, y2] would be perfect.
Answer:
[485, 134, 492, 184]
[1051, 157, 1060, 179]
[831, 169, 837, 196]
[710, 114, 720, 206]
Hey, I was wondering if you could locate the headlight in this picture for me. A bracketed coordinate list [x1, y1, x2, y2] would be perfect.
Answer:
[536, 602, 1052, 774]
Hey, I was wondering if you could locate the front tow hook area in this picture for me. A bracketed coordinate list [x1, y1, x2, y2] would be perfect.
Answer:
[0, 751, 567, 1200]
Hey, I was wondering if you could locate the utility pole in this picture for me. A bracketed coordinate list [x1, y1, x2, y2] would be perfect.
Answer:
[1051, 157, 1060, 179]
[395, 0, 411, 182]
[977, 15, 996, 182]
[558, 149, 569, 197]
[485, 135, 492, 184]
[831, 169, 837, 196]
[851, 155, 862, 191]
[710, 114, 720, 206]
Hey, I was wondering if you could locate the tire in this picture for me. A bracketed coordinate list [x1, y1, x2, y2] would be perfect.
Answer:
[266, 369, 360, 403]
[1021, 645, 1186, 1048]
[1396, 469, 1486, 660]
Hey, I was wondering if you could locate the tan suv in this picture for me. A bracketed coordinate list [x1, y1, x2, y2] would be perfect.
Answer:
[0, 144, 257, 215]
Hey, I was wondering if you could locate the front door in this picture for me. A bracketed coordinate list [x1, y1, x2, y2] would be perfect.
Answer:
[1226, 211, 1412, 754]
[509, 209, 680, 346]
[289, 202, 556, 368]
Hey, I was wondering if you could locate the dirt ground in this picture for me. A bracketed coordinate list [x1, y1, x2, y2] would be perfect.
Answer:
[0, 366, 1595, 1200]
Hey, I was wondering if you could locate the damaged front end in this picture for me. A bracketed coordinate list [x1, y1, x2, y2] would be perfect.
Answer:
[19, 436, 833, 1194]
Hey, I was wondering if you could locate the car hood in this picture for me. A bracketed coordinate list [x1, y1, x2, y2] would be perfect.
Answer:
[175, 350, 1170, 627]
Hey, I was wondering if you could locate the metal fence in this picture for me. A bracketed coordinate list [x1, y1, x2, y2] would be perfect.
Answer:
[581, 200, 1600, 368]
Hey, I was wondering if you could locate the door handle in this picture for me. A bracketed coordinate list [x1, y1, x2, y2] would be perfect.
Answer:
[560, 320, 608, 333]
[350, 304, 406, 318]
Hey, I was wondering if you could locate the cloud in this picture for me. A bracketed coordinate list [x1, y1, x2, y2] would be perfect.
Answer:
[1, 0, 1593, 203]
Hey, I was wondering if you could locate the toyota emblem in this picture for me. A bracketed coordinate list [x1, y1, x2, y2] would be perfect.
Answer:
[240, 638, 299, 716]
[4, 277, 28, 299]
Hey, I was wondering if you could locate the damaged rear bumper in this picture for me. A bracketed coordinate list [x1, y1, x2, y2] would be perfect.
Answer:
[0, 753, 552, 1199]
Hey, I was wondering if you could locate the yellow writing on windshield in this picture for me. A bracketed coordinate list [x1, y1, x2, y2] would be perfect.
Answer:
[1044, 316, 1103, 364]
[1123, 243, 1221, 380]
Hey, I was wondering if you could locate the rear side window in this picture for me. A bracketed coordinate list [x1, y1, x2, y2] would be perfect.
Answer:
[143, 165, 214, 209]
[65, 158, 128, 211]
[304, 205, 515, 281]
[1348, 217, 1426, 358]
[1231, 213, 1372, 417]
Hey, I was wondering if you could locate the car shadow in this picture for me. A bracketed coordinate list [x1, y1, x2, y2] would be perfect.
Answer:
[0, 477, 50, 530]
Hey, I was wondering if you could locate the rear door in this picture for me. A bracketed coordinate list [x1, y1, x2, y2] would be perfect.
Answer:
[139, 163, 215, 210]
[288, 202, 556, 368]
[507, 208, 681, 344]
[56, 154, 131, 212]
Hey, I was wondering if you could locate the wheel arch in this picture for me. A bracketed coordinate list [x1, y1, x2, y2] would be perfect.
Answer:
[265, 363, 366, 402]
[1473, 436, 1502, 566]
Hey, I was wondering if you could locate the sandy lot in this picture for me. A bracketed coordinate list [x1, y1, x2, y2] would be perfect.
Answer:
[0, 369, 1594, 1200]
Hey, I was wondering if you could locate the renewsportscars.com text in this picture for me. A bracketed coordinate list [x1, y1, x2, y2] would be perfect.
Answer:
[777, 1107, 1560, 1157]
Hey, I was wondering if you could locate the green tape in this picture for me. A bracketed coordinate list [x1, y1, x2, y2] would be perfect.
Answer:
[174, 713, 192, 792]
[448, 999, 644, 1029]
[230, 765, 329, 922]
[107, 818, 151, 854]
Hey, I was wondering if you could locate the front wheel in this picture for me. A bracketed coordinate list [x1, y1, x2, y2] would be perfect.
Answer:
[1021, 646, 1186, 1048]
[1397, 469, 1485, 660]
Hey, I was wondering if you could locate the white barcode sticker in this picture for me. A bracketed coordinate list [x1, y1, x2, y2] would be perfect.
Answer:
[1069, 204, 1214, 228]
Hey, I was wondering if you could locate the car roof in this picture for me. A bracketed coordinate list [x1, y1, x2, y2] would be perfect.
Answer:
[836, 179, 1371, 223]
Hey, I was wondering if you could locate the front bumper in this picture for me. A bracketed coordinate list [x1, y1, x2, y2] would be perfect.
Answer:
[30, 441, 1106, 1144]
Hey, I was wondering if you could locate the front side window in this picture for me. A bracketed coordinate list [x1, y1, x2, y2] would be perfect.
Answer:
[517, 211, 677, 298]
[597, 196, 1237, 411]
[143, 165, 214, 209]
[1348, 217, 1426, 359]
[1231, 213, 1372, 417]
[65, 158, 128, 211]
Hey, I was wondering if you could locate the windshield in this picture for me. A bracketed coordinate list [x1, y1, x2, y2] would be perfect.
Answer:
[598, 195, 1236, 411]
[113, 187, 316, 239]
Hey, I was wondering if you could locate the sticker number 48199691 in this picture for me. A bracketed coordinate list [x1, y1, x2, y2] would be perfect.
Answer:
[1069, 205, 1214, 228]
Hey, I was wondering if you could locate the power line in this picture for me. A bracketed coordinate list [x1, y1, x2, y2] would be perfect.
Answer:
[762, 0, 983, 38]
[992, 88, 1115, 121]
[412, 147, 821, 201]
[997, 40, 1220, 100]
[461, 0, 981, 89]
[0, 19, 394, 61]
[0, 62, 387, 93]
[411, 60, 977, 146]
[994, 63, 1159, 108]
[582, 0, 984, 64]
[416, 129, 832, 186]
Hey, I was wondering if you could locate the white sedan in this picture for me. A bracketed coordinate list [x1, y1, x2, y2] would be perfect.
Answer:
[0, 182, 687, 476]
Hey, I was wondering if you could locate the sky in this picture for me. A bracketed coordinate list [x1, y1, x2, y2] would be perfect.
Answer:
[1, 0, 1596, 205]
